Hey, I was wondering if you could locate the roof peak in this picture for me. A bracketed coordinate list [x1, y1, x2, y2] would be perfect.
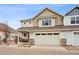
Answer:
[76, 4, 79, 7]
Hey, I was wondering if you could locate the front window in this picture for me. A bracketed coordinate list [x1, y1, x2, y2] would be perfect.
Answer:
[42, 19, 51, 26]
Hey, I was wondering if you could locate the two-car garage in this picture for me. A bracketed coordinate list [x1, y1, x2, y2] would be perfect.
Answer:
[34, 32, 60, 46]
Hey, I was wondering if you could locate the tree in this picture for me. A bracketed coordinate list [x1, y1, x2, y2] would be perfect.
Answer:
[3, 21, 9, 44]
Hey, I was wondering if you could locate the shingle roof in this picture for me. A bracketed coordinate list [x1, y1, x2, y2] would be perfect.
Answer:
[17, 25, 79, 32]
[0, 23, 17, 34]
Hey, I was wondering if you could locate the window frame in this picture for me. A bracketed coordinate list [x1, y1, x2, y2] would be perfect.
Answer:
[42, 18, 52, 26]
[71, 17, 79, 24]
[35, 33, 40, 35]
[53, 33, 59, 35]
[47, 33, 52, 35]
[41, 33, 46, 35]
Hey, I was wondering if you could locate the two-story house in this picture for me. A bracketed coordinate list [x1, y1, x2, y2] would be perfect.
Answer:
[17, 5, 79, 46]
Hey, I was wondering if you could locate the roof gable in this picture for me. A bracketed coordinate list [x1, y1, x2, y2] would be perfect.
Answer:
[65, 5, 79, 16]
[33, 8, 62, 20]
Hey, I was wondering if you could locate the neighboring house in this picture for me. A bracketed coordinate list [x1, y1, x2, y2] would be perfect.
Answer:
[0, 23, 18, 44]
[17, 5, 79, 46]
[63, 5, 79, 46]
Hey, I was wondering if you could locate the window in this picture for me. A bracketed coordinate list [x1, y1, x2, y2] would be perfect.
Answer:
[74, 32, 77, 35]
[41, 33, 46, 35]
[47, 33, 52, 35]
[45, 20, 49, 25]
[49, 19, 51, 25]
[71, 17, 75, 24]
[42, 19, 51, 26]
[42, 20, 44, 26]
[35, 33, 40, 35]
[74, 32, 79, 35]
[76, 17, 79, 24]
[54, 33, 59, 35]
[71, 17, 79, 24]
[78, 32, 79, 35]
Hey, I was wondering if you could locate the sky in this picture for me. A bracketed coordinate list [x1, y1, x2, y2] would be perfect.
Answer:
[0, 4, 76, 29]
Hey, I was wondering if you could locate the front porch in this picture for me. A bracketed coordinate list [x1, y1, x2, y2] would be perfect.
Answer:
[18, 31, 34, 47]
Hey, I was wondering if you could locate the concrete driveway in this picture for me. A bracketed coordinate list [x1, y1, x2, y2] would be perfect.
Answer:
[0, 45, 79, 55]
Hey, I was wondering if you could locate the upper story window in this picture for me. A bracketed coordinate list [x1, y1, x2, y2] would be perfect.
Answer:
[71, 17, 79, 24]
[76, 17, 79, 24]
[71, 17, 75, 24]
[42, 19, 51, 26]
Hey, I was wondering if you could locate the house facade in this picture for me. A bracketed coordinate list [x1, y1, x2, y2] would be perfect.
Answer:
[17, 5, 79, 46]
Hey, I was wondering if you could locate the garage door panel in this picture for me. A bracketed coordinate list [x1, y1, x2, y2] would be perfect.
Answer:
[35, 34, 60, 45]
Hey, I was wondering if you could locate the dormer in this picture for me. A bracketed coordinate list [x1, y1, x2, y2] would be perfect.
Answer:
[32, 8, 63, 27]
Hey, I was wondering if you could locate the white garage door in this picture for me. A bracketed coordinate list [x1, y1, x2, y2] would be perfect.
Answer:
[34, 33, 60, 46]
[74, 32, 79, 46]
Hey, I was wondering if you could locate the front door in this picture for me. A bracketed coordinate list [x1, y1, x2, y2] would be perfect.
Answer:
[35, 32, 60, 46]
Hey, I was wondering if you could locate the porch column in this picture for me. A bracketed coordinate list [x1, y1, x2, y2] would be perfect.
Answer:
[28, 32, 31, 47]
[17, 32, 21, 44]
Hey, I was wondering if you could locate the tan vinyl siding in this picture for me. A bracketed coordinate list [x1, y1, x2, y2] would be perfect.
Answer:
[33, 9, 63, 27]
